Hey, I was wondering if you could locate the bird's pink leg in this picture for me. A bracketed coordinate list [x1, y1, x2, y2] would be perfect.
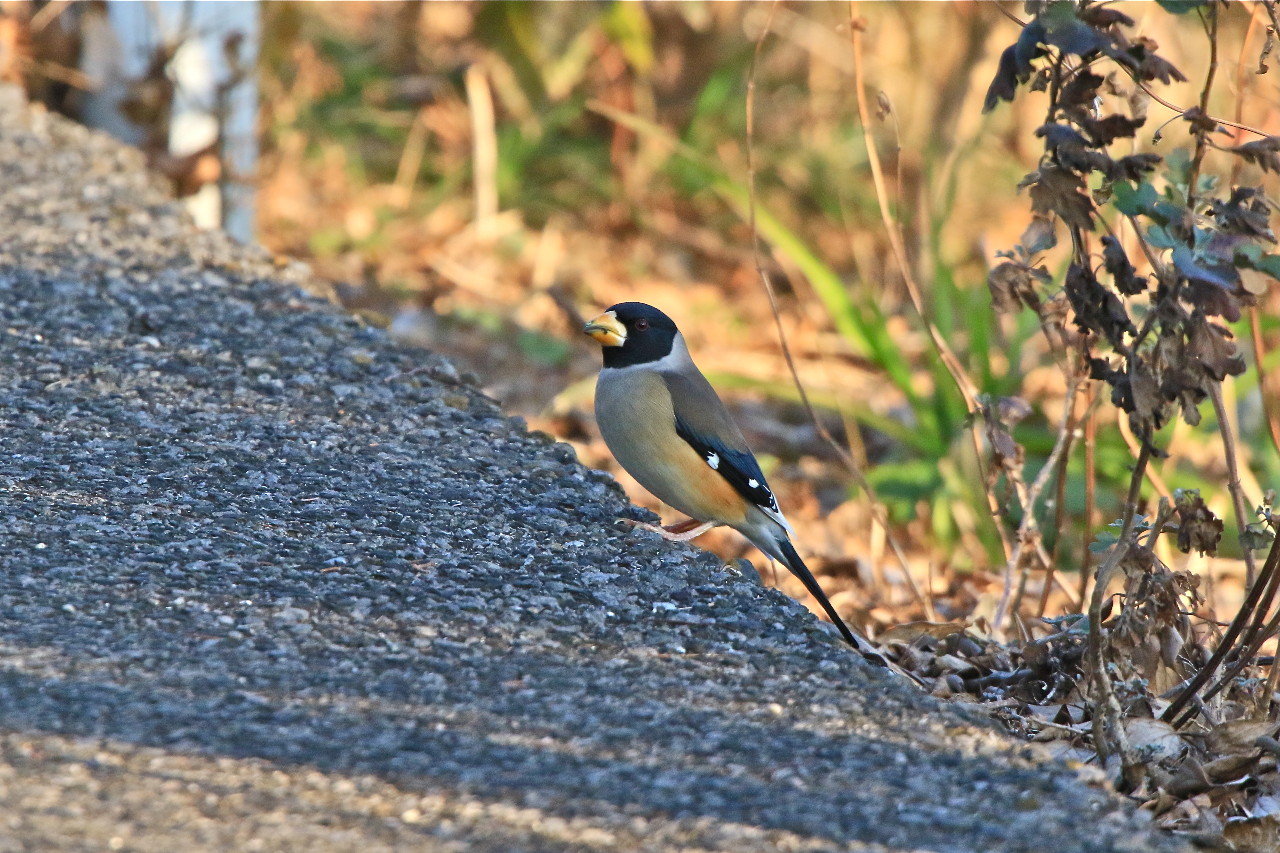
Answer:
[620, 517, 719, 542]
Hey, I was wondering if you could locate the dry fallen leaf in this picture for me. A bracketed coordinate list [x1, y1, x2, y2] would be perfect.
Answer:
[876, 621, 969, 644]
[1223, 814, 1280, 853]
[1123, 717, 1185, 763]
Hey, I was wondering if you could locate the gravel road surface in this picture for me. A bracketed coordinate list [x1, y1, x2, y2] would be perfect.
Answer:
[0, 92, 1187, 852]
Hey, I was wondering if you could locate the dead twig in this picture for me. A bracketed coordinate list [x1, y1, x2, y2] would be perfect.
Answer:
[747, 1, 932, 619]
[465, 64, 498, 243]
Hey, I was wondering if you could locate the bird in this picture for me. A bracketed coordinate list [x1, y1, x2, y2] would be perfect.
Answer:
[584, 301, 877, 658]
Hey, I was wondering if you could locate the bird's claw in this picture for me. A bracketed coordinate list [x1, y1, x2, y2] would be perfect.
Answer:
[617, 517, 720, 542]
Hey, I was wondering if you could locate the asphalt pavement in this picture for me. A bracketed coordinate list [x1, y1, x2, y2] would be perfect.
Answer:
[0, 90, 1187, 852]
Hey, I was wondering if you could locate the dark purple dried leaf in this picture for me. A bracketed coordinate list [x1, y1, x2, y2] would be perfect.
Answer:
[988, 261, 1048, 313]
[1225, 136, 1280, 174]
[1020, 215, 1058, 256]
[984, 20, 1047, 113]
[1030, 167, 1096, 230]
[1185, 280, 1244, 321]
[1080, 113, 1145, 145]
[984, 44, 1025, 113]
[1036, 123, 1090, 150]
[1078, 6, 1136, 28]
[1121, 37, 1187, 84]
[989, 262, 1030, 313]
[1210, 186, 1274, 242]
[1154, 331, 1205, 425]
[1060, 70, 1105, 109]
[1108, 153, 1161, 181]
[1101, 235, 1146, 295]
[1065, 262, 1134, 346]
[1174, 489, 1223, 556]
[1039, 4, 1112, 57]
[1202, 229, 1256, 260]
[1127, 361, 1166, 430]
[1036, 123, 1115, 175]
[1187, 314, 1246, 381]
[1181, 106, 1219, 135]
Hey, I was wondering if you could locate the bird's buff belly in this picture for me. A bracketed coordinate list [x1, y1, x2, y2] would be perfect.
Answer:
[596, 382, 746, 526]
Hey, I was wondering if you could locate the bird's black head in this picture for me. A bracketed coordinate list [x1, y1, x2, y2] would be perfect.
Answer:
[583, 302, 680, 368]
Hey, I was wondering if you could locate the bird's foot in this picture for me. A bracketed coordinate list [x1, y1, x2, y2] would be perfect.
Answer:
[619, 517, 719, 542]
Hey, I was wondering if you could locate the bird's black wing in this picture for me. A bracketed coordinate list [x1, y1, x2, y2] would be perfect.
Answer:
[661, 368, 783, 517]
[672, 415, 781, 516]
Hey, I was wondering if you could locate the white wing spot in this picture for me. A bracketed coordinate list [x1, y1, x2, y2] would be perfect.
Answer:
[705, 452, 720, 470]
[748, 478, 759, 488]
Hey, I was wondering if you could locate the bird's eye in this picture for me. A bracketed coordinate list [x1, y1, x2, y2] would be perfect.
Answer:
[634, 318, 650, 331]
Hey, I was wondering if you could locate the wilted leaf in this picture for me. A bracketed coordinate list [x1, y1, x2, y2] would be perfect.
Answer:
[1036, 122, 1090, 151]
[877, 621, 968, 644]
[1109, 152, 1162, 181]
[1187, 314, 1245, 381]
[1211, 186, 1275, 241]
[988, 261, 1046, 313]
[1101, 235, 1145, 295]
[1121, 361, 1167, 431]
[1174, 488, 1223, 556]
[1064, 262, 1134, 346]
[1119, 36, 1187, 84]
[1078, 6, 1135, 28]
[1123, 716, 1186, 762]
[984, 44, 1025, 113]
[1079, 113, 1144, 145]
[1155, 332, 1206, 425]
[1181, 106, 1220, 135]
[1225, 136, 1280, 173]
[1020, 215, 1058, 255]
[1030, 167, 1096, 230]
[1202, 229, 1256, 261]
[1059, 70, 1105, 109]
[1039, 2, 1113, 57]
[984, 20, 1047, 113]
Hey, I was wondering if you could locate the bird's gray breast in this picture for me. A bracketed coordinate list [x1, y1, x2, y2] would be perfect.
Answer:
[594, 367, 676, 480]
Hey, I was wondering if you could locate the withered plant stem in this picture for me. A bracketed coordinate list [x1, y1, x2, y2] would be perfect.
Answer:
[1087, 443, 1148, 772]
[1185, 5, 1219, 205]
[997, 373, 1085, 629]
[1248, 310, 1280, 460]
[1164, 531, 1280, 725]
[1079, 390, 1097, 607]
[847, 1, 1018, 617]
[1040, 393, 1083, 618]
[1210, 383, 1258, 587]
[747, 1, 931, 619]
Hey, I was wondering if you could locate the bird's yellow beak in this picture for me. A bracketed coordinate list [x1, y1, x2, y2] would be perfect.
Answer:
[583, 310, 626, 347]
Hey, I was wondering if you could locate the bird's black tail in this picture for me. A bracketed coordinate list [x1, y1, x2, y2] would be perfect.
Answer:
[775, 537, 888, 668]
